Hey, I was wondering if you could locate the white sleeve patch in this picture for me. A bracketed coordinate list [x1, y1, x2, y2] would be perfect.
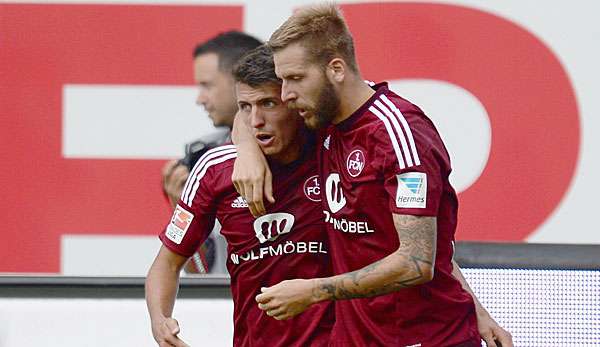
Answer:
[396, 172, 427, 208]
[166, 205, 195, 244]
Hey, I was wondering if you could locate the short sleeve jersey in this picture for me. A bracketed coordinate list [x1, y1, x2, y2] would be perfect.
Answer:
[160, 144, 334, 347]
[318, 83, 479, 347]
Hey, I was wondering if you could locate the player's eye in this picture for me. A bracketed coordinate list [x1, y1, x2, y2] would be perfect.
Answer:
[239, 103, 251, 112]
[284, 74, 302, 82]
[263, 100, 277, 108]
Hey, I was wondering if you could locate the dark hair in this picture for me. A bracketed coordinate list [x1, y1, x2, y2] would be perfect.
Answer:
[233, 45, 281, 87]
[193, 31, 262, 72]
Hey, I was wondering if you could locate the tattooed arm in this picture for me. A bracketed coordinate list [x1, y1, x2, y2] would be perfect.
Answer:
[255, 214, 436, 320]
[314, 214, 436, 299]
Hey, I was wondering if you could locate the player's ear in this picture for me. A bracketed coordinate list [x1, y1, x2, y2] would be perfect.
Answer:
[326, 58, 346, 83]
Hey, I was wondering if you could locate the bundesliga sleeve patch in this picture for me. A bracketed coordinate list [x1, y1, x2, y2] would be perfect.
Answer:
[166, 205, 194, 244]
[396, 172, 427, 208]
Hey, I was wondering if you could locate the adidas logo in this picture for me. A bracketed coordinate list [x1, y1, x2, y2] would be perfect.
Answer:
[231, 196, 248, 208]
[324, 135, 331, 150]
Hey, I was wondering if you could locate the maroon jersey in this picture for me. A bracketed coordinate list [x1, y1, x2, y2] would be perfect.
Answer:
[319, 83, 479, 346]
[160, 143, 334, 347]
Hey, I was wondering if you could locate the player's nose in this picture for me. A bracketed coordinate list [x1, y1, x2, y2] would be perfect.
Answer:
[196, 89, 208, 106]
[250, 108, 265, 128]
[281, 81, 297, 103]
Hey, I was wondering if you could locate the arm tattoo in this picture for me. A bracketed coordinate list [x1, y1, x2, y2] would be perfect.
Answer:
[314, 215, 436, 301]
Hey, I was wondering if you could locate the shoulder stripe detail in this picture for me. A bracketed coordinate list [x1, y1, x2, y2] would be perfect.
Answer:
[380, 94, 421, 166]
[373, 99, 414, 167]
[181, 145, 236, 206]
[369, 105, 406, 169]
[184, 152, 237, 207]
[182, 145, 236, 200]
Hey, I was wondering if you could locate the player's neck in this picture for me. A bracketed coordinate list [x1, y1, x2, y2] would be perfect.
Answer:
[333, 76, 376, 124]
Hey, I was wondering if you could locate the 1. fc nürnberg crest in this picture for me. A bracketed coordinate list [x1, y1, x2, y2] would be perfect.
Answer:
[347, 149, 365, 177]
[303, 175, 321, 202]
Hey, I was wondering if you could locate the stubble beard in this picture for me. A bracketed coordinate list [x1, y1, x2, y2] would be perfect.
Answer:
[305, 77, 340, 130]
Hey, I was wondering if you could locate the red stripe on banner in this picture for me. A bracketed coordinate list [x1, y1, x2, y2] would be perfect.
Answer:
[0, 4, 243, 272]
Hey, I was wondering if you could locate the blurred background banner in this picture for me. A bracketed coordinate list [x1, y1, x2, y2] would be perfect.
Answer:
[1, 0, 596, 275]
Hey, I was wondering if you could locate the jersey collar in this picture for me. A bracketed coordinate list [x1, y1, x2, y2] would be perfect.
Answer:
[335, 81, 389, 132]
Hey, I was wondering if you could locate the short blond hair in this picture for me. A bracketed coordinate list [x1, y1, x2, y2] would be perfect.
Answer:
[268, 3, 358, 72]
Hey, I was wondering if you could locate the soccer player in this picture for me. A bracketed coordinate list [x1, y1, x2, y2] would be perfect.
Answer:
[233, 4, 513, 347]
[145, 45, 334, 347]
[162, 31, 262, 274]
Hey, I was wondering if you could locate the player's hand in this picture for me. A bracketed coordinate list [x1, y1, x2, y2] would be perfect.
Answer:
[255, 279, 316, 320]
[162, 160, 190, 208]
[232, 146, 274, 217]
[152, 317, 190, 347]
[477, 309, 513, 347]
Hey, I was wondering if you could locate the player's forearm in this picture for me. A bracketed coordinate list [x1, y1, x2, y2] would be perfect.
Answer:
[232, 111, 257, 147]
[232, 112, 266, 166]
[451, 259, 488, 317]
[312, 215, 436, 302]
[311, 250, 434, 302]
[145, 253, 183, 324]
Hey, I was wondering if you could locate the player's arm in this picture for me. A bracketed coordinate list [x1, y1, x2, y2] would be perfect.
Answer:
[231, 110, 274, 217]
[451, 259, 513, 347]
[255, 213, 436, 320]
[145, 245, 191, 347]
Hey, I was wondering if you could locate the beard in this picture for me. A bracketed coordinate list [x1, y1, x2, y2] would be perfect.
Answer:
[305, 76, 340, 130]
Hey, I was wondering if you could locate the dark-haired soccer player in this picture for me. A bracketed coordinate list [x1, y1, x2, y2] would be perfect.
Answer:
[233, 4, 512, 347]
[162, 31, 263, 274]
[146, 45, 333, 347]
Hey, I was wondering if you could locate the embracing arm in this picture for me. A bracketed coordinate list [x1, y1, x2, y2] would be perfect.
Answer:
[231, 112, 274, 217]
[256, 214, 436, 319]
[145, 246, 190, 347]
[452, 259, 513, 347]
